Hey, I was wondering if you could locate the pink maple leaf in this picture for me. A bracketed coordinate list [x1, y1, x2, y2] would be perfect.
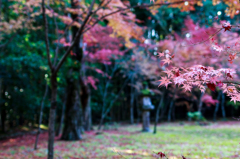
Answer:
[158, 77, 171, 88]
[163, 69, 173, 78]
[157, 52, 165, 57]
[230, 96, 238, 104]
[182, 84, 192, 92]
[162, 58, 172, 65]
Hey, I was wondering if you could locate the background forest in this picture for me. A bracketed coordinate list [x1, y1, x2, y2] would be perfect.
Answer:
[1, 0, 240, 158]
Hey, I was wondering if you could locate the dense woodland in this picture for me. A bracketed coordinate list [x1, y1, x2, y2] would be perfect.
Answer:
[1, 0, 240, 158]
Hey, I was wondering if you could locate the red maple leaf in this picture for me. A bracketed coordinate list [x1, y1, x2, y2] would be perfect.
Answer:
[157, 152, 166, 158]
[206, 83, 216, 91]
[200, 67, 207, 72]
[216, 81, 223, 87]
[222, 22, 232, 32]
[175, 70, 180, 77]
[227, 73, 233, 79]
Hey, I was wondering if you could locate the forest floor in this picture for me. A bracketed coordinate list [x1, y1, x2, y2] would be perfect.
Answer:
[0, 121, 240, 159]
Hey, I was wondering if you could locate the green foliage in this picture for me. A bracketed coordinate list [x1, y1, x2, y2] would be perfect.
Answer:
[187, 111, 206, 121]
[227, 101, 240, 109]
[141, 89, 154, 96]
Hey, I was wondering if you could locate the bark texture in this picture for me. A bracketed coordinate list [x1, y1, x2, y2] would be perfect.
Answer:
[61, 78, 82, 140]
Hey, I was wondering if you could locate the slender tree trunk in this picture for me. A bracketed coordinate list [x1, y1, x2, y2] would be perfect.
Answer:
[168, 100, 174, 122]
[198, 92, 204, 112]
[221, 92, 226, 120]
[83, 96, 91, 131]
[98, 114, 104, 130]
[172, 102, 176, 121]
[213, 91, 221, 122]
[56, 97, 66, 136]
[34, 83, 48, 150]
[136, 92, 141, 124]
[153, 91, 165, 134]
[160, 96, 170, 121]
[130, 77, 134, 124]
[48, 73, 57, 159]
[168, 89, 177, 122]
[0, 79, 6, 132]
[61, 78, 82, 140]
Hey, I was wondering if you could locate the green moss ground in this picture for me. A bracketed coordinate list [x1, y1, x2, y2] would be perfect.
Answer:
[0, 121, 240, 159]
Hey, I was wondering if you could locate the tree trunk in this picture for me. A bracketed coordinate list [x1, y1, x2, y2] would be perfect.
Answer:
[56, 97, 66, 136]
[160, 96, 170, 121]
[0, 81, 6, 132]
[168, 89, 176, 122]
[79, 76, 91, 131]
[48, 74, 57, 159]
[0, 103, 6, 132]
[130, 77, 134, 124]
[98, 114, 104, 130]
[198, 92, 204, 112]
[136, 92, 141, 124]
[61, 78, 82, 140]
[153, 91, 165, 134]
[83, 96, 91, 131]
[213, 91, 221, 122]
[34, 83, 48, 150]
[221, 92, 226, 120]
[172, 102, 176, 121]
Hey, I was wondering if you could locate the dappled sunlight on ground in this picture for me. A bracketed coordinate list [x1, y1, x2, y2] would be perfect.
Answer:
[0, 121, 240, 158]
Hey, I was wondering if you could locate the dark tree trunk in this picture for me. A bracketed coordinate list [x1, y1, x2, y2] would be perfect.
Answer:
[48, 73, 57, 159]
[213, 91, 221, 122]
[61, 78, 82, 140]
[79, 76, 91, 131]
[34, 83, 48, 150]
[168, 89, 177, 122]
[198, 92, 204, 112]
[221, 92, 226, 120]
[160, 96, 170, 121]
[56, 97, 66, 136]
[98, 115, 105, 130]
[0, 82, 6, 132]
[130, 77, 134, 124]
[84, 96, 92, 131]
[172, 102, 176, 121]
[0, 105, 6, 132]
[153, 91, 165, 134]
[136, 92, 141, 124]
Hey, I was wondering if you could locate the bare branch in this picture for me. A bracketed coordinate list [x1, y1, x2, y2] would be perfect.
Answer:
[87, 0, 112, 25]
[42, 0, 53, 70]
[83, 0, 195, 33]
[55, 0, 96, 73]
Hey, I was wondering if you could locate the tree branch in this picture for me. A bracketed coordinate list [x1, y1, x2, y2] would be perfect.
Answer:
[55, 0, 96, 73]
[42, 0, 53, 70]
[83, 0, 196, 33]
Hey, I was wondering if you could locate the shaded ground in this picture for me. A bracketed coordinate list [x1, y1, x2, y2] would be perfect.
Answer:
[0, 121, 240, 159]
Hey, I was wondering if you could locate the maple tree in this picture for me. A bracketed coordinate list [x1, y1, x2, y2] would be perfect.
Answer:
[2, 0, 240, 158]
[157, 17, 240, 109]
